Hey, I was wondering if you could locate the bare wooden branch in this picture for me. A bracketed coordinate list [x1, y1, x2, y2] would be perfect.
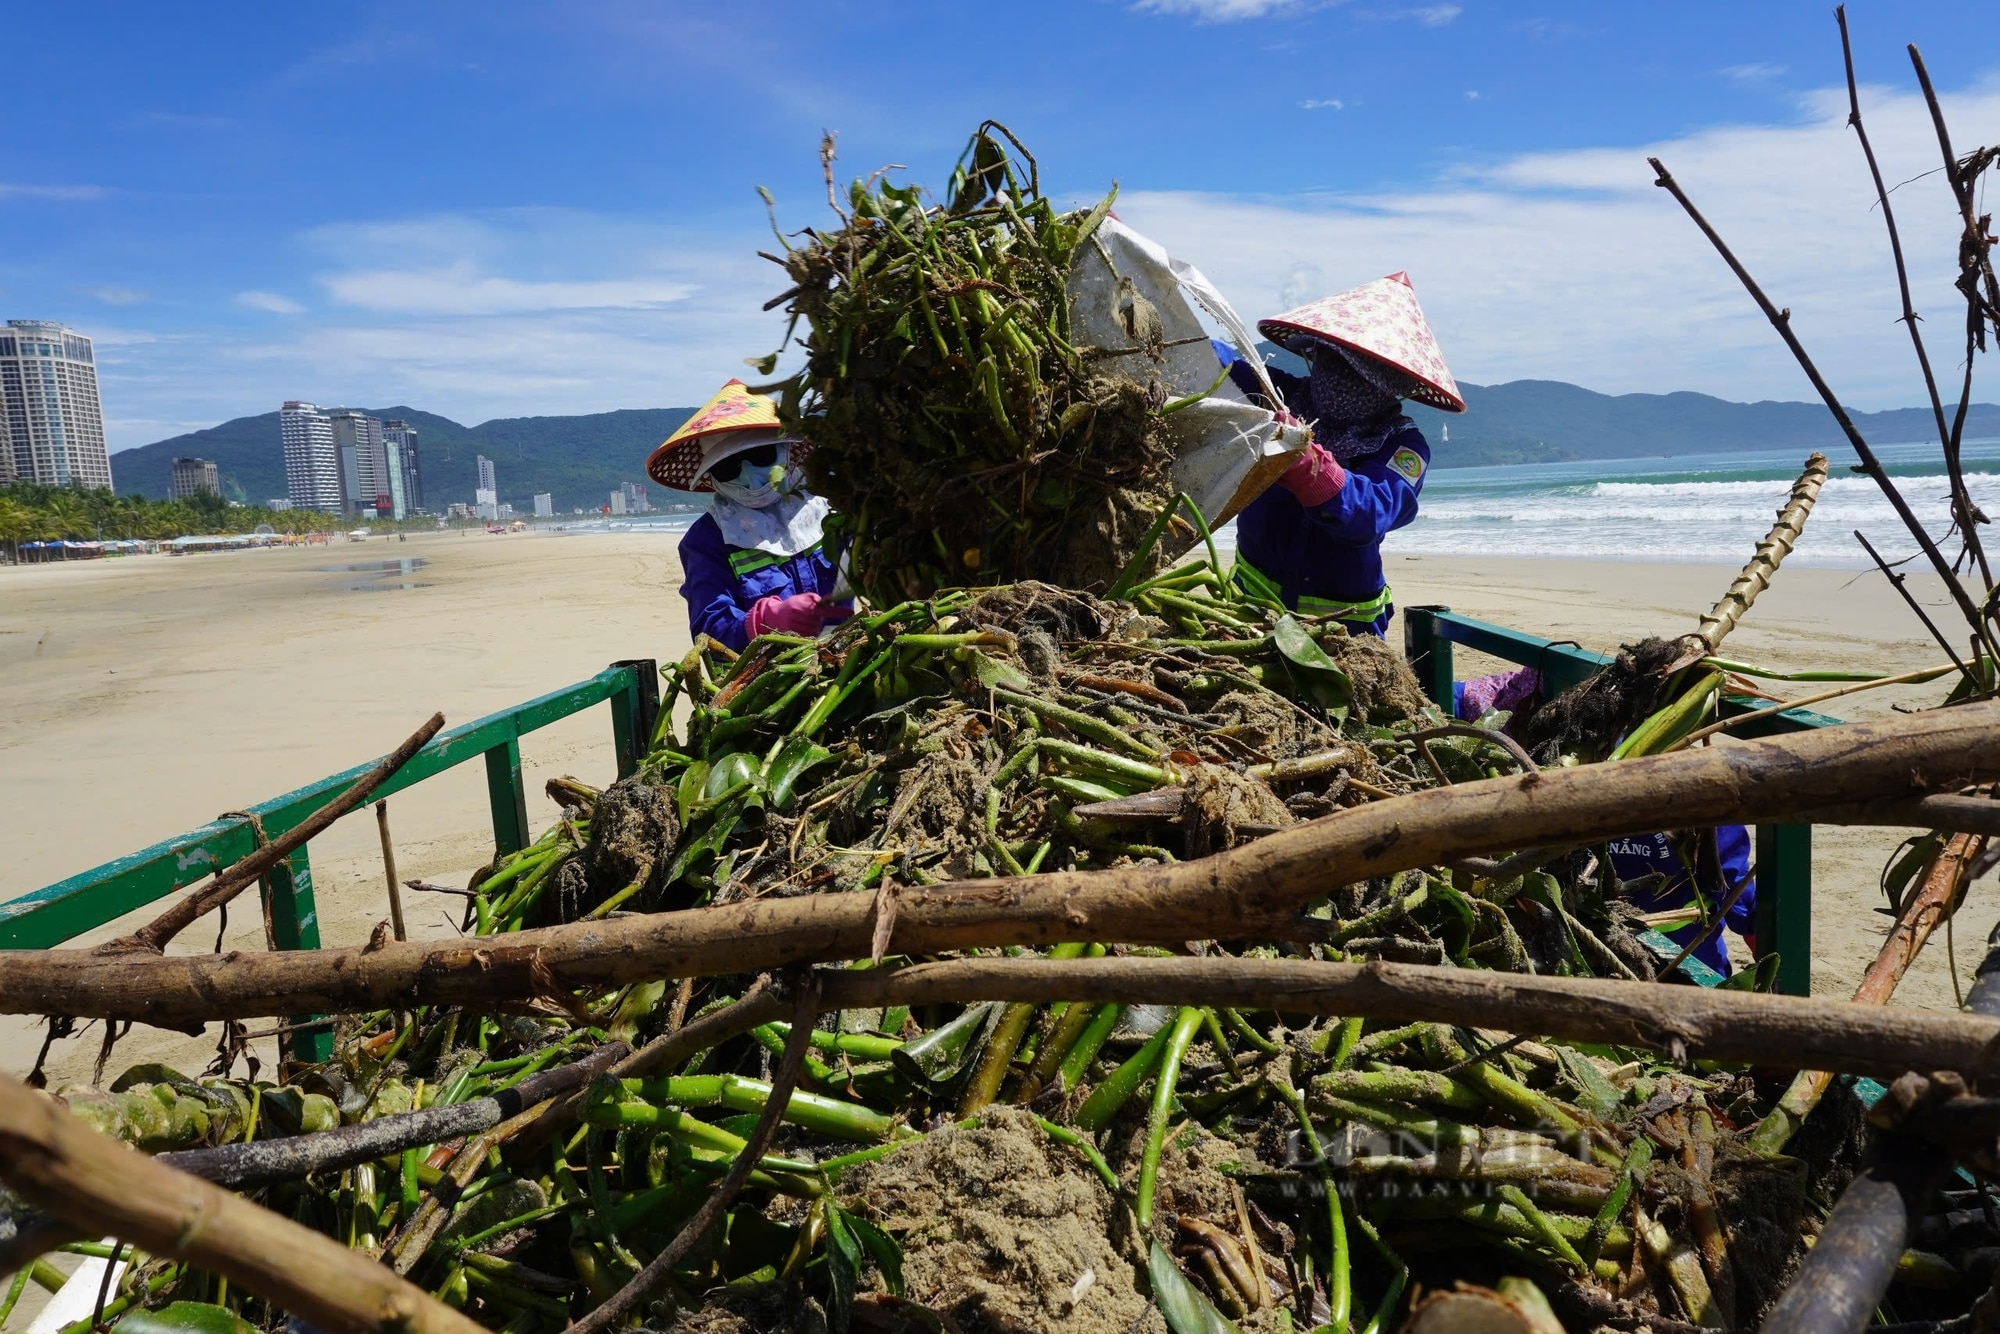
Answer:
[809, 955, 2000, 1080]
[0, 1074, 484, 1334]
[567, 975, 821, 1334]
[1, 704, 1995, 1026]
[1648, 156, 1993, 652]
[110, 712, 445, 955]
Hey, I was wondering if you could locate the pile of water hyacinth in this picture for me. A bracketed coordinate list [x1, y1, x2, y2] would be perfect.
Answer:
[18, 527, 1996, 1334]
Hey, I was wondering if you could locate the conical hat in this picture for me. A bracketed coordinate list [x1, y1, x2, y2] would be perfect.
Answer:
[1258, 272, 1465, 413]
[646, 380, 811, 491]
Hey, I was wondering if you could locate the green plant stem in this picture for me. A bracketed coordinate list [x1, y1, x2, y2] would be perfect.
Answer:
[1058, 1004, 1126, 1090]
[1075, 1021, 1173, 1133]
[1136, 1007, 1205, 1234]
[992, 688, 1158, 760]
[1274, 1077, 1348, 1334]
[621, 1073, 899, 1143]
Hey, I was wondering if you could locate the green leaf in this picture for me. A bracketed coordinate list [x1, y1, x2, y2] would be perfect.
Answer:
[676, 760, 711, 827]
[1270, 616, 1352, 719]
[765, 735, 834, 811]
[845, 1210, 906, 1297]
[825, 1201, 863, 1333]
[1555, 1047, 1626, 1118]
[113, 1304, 257, 1334]
[961, 647, 1033, 692]
[1148, 1240, 1241, 1334]
[743, 351, 780, 375]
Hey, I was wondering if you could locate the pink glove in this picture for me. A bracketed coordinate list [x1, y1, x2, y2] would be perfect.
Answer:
[1279, 441, 1346, 507]
[746, 592, 851, 639]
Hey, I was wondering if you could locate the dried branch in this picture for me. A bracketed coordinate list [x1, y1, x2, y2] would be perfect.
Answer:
[1838, 8, 1989, 584]
[109, 712, 445, 955]
[567, 974, 821, 1334]
[1648, 156, 1994, 659]
[1, 702, 1996, 1027]
[809, 955, 2000, 1081]
[0, 1075, 484, 1334]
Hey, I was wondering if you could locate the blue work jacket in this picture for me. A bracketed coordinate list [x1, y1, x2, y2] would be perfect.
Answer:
[1226, 359, 1429, 637]
[677, 512, 840, 651]
[1605, 825, 1758, 976]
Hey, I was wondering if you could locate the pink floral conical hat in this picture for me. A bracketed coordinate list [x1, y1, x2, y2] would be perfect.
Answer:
[1258, 272, 1465, 414]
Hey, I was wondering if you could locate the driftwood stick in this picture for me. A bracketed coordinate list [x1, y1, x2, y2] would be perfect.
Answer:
[162, 1040, 628, 1188]
[508, 982, 789, 1159]
[113, 713, 445, 955]
[1749, 828, 1988, 1155]
[0, 1074, 484, 1334]
[1697, 451, 1829, 651]
[0, 704, 1995, 1027]
[1648, 156, 1993, 649]
[376, 801, 407, 943]
[567, 974, 821, 1334]
[810, 956, 2000, 1081]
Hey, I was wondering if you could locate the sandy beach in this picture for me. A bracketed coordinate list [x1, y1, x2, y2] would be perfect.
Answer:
[0, 531, 1974, 1089]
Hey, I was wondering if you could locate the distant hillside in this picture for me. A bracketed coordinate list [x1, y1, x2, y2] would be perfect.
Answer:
[1251, 344, 2000, 468]
[115, 373, 2000, 506]
[112, 406, 695, 513]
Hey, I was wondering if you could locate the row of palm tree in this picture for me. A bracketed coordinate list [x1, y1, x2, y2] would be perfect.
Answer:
[0, 484, 340, 559]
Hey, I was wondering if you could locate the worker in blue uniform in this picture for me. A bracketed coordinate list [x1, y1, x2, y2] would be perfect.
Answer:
[1216, 272, 1466, 637]
[1605, 827, 1758, 977]
[646, 380, 850, 651]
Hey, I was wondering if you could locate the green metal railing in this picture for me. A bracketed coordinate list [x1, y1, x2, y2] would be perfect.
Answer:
[0, 660, 659, 1060]
[1403, 606, 1844, 997]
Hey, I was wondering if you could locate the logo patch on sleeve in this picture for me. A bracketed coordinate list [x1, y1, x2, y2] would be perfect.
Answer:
[1388, 447, 1426, 483]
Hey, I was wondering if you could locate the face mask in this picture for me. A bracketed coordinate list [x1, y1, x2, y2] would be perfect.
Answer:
[712, 442, 794, 510]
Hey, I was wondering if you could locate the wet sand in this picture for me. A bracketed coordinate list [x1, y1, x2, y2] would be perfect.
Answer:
[0, 533, 1974, 1089]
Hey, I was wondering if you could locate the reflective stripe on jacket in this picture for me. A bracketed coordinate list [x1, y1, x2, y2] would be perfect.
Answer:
[678, 512, 840, 651]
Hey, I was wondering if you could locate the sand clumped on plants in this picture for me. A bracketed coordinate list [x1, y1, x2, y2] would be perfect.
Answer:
[1320, 630, 1433, 724]
[836, 1107, 1161, 1334]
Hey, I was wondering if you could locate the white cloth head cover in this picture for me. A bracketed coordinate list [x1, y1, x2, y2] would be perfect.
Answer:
[704, 437, 828, 558]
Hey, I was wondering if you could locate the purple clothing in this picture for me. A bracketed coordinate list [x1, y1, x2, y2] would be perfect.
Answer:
[677, 512, 841, 651]
[1605, 825, 1757, 976]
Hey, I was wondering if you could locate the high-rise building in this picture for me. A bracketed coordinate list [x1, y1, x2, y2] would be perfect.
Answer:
[0, 320, 111, 489]
[474, 455, 498, 520]
[476, 455, 496, 492]
[383, 420, 422, 512]
[280, 401, 342, 513]
[533, 493, 553, 518]
[170, 457, 220, 500]
[608, 490, 627, 516]
[620, 481, 650, 514]
[329, 410, 388, 515]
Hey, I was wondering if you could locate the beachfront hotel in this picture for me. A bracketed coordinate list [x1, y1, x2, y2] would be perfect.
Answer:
[280, 401, 343, 513]
[169, 456, 219, 500]
[0, 320, 112, 490]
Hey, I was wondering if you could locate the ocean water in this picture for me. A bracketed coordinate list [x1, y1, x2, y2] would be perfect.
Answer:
[1377, 438, 2000, 568]
[575, 438, 2000, 571]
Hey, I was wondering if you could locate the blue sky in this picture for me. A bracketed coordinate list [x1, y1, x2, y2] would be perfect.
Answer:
[4, 1, 1999, 450]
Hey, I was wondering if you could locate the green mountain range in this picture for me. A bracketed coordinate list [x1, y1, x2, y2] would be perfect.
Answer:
[110, 406, 696, 514]
[111, 377, 2000, 507]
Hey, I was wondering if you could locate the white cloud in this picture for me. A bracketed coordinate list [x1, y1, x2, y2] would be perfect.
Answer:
[1465, 89, 1481, 100]
[88, 286, 150, 306]
[0, 182, 106, 202]
[321, 264, 694, 316]
[1116, 80, 2000, 411]
[1355, 4, 1461, 24]
[236, 291, 306, 314]
[1131, 0, 1316, 20]
[1301, 99, 1345, 111]
[1721, 62, 1787, 84]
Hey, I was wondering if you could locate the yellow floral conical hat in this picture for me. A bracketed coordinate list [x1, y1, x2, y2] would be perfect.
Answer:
[646, 380, 811, 492]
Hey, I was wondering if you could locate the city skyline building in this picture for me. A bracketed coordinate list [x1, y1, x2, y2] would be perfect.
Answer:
[533, 493, 553, 518]
[474, 455, 497, 521]
[329, 410, 388, 515]
[169, 456, 219, 500]
[382, 419, 422, 512]
[620, 480, 649, 514]
[280, 401, 342, 513]
[0, 320, 112, 489]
